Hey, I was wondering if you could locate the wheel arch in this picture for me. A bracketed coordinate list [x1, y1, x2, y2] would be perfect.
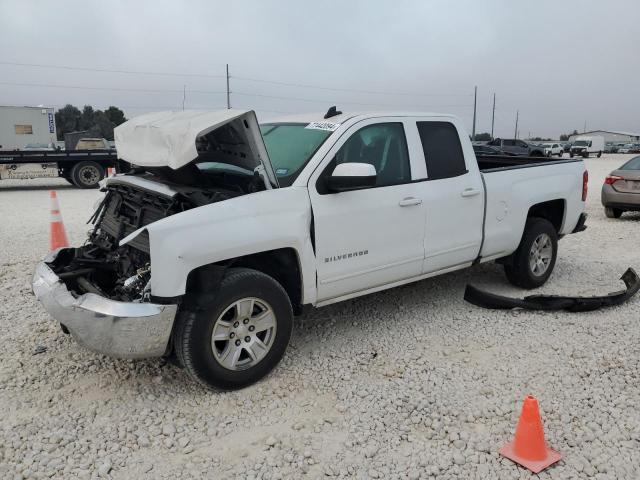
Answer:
[527, 199, 566, 234]
[184, 247, 305, 315]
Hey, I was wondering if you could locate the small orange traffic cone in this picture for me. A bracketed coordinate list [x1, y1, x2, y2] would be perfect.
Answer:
[49, 191, 69, 251]
[107, 167, 115, 177]
[499, 395, 562, 473]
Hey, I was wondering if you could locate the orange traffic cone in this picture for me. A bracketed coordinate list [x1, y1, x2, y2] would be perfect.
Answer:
[49, 191, 69, 251]
[499, 395, 562, 473]
[107, 167, 114, 177]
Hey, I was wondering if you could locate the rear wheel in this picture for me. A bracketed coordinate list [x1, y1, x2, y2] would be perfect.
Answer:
[504, 218, 558, 289]
[173, 268, 293, 390]
[597, 151, 602, 158]
[70, 161, 104, 188]
[604, 207, 623, 219]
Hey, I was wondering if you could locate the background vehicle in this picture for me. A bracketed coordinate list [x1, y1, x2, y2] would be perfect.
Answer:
[604, 142, 618, 153]
[618, 144, 634, 153]
[544, 143, 563, 157]
[563, 143, 572, 153]
[33, 109, 588, 390]
[0, 149, 122, 188]
[473, 144, 514, 156]
[601, 155, 640, 218]
[486, 138, 545, 156]
[570, 136, 604, 158]
[75, 138, 110, 150]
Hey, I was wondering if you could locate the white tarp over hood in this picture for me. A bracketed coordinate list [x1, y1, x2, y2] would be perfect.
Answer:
[114, 109, 277, 186]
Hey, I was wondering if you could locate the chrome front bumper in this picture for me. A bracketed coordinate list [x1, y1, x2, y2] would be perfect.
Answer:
[32, 250, 177, 359]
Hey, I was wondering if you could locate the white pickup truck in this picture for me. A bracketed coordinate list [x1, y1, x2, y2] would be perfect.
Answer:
[33, 108, 588, 390]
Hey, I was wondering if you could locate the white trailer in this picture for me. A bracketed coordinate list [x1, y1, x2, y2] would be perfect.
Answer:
[0, 105, 57, 150]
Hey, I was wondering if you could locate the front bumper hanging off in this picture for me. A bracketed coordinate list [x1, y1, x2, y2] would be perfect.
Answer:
[32, 249, 178, 359]
[465, 268, 640, 312]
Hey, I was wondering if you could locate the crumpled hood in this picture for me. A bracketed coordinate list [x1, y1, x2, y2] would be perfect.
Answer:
[114, 109, 277, 185]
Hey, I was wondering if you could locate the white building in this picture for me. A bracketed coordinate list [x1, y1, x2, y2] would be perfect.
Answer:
[0, 105, 57, 150]
[568, 130, 640, 144]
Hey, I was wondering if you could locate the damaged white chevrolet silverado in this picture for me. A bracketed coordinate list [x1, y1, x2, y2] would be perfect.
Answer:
[33, 108, 588, 390]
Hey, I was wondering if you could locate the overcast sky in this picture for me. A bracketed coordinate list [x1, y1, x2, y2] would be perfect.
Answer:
[1, 0, 638, 138]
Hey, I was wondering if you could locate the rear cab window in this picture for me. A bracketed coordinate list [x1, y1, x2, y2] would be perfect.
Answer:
[416, 122, 468, 180]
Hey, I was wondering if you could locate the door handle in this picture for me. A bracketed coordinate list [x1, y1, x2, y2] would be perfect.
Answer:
[461, 188, 481, 198]
[398, 197, 422, 207]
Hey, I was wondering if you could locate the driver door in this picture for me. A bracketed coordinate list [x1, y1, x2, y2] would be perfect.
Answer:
[308, 119, 426, 302]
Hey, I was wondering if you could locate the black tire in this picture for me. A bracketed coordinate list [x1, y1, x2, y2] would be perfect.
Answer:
[597, 151, 602, 158]
[504, 218, 558, 289]
[570, 152, 574, 158]
[60, 170, 75, 185]
[173, 267, 293, 391]
[70, 161, 104, 188]
[604, 207, 623, 219]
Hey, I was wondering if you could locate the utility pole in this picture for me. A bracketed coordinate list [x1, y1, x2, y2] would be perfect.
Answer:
[491, 93, 496, 139]
[472, 86, 477, 141]
[226, 64, 231, 109]
[182, 85, 186, 111]
[514, 110, 519, 139]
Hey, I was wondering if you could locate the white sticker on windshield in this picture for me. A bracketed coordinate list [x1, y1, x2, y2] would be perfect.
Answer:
[305, 121, 340, 132]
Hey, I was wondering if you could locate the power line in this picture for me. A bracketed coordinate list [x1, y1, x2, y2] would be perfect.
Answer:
[232, 75, 472, 98]
[0, 81, 225, 95]
[0, 60, 225, 78]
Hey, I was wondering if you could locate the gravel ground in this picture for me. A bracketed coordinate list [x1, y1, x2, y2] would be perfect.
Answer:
[1, 154, 639, 479]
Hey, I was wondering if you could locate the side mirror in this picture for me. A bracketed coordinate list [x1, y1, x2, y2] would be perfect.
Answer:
[325, 162, 377, 192]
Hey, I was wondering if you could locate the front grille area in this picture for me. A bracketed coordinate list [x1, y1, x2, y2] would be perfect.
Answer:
[92, 183, 190, 253]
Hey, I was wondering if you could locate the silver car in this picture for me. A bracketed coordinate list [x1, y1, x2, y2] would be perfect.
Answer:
[601, 155, 640, 218]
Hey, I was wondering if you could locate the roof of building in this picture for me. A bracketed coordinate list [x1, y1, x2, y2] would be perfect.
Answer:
[570, 130, 640, 137]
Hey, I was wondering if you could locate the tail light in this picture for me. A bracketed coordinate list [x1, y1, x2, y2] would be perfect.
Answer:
[604, 175, 623, 185]
[582, 170, 588, 201]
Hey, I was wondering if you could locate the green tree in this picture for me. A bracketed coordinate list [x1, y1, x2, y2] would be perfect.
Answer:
[79, 105, 96, 131]
[559, 129, 579, 141]
[54, 104, 81, 140]
[474, 132, 492, 141]
[91, 111, 116, 140]
[104, 106, 127, 126]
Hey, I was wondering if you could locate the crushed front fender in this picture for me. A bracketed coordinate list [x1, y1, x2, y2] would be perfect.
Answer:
[464, 268, 639, 312]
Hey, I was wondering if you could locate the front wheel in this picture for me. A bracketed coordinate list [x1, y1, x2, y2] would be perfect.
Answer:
[504, 218, 558, 289]
[173, 268, 293, 390]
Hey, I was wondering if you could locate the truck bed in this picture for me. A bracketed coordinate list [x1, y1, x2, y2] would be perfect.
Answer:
[476, 155, 581, 172]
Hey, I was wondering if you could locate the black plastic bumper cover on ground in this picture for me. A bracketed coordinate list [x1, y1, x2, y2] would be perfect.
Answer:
[464, 268, 639, 312]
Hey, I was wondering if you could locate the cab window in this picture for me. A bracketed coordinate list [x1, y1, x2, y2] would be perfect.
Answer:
[332, 122, 411, 187]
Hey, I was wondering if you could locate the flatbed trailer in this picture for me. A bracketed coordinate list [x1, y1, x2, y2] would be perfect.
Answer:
[0, 149, 128, 188]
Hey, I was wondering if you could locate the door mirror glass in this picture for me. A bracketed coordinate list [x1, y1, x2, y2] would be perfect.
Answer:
[326, 162, 377, 192]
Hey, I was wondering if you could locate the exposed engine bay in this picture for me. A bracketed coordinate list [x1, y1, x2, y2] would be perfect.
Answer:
[48, 152, 267, 302]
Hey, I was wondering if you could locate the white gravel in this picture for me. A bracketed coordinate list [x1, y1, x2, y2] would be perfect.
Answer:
[1, 154, 639, 479]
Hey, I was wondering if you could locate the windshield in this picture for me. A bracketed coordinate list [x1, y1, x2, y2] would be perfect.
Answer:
[260, 123, 333, 187]
[574, 140, 589, 146]
[621, 156, 640, 170]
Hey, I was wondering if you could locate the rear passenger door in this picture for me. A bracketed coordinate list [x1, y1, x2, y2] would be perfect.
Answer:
[414, 120, 485, 273]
